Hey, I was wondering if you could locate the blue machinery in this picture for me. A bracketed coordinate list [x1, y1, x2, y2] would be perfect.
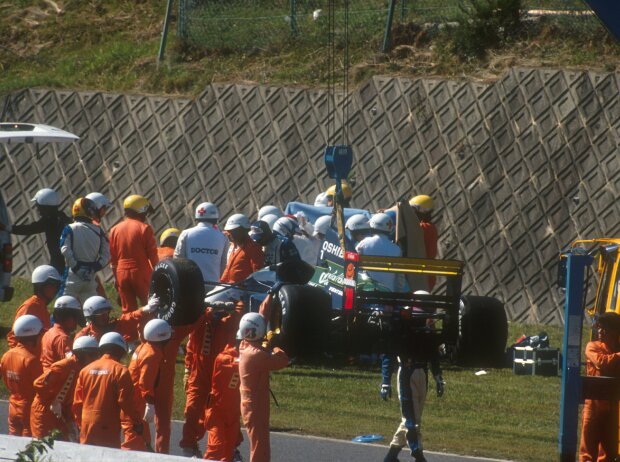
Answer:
[559, 253, 592, 461]
[558, 252, 620, 461]
[324, 144, 353, 252]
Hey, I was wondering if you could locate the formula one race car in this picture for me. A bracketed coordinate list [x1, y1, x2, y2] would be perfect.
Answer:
[149, 200, 507, 367]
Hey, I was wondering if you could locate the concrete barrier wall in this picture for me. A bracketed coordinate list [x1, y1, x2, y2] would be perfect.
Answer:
[1, 68, 618, 324]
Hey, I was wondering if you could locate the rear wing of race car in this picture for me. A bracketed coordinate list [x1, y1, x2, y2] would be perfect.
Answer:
[343, 251, 464, 334]
[342, 252, 464, 307]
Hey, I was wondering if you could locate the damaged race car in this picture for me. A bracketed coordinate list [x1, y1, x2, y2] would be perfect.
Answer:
[148, 199, 507, 367]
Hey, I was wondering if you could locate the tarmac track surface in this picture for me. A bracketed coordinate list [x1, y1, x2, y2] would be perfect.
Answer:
[0, 400, 512, 462]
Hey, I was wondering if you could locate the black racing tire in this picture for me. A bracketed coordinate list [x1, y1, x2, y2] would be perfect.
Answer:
[277, 284, 331, 358]
[149, 258, 205, 327]
[457, 295, 508, 368]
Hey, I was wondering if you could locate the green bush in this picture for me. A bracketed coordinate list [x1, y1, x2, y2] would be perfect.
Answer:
[15, 430, 60, 462]
[451, 0, 524, 60]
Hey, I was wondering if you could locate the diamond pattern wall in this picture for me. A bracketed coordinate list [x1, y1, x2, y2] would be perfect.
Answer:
[1, 68, 618, 324]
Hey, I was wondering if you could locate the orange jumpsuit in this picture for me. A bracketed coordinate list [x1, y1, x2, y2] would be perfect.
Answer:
[185, 332, 196, 378]
[122, 342, 163, 450]
[40, 324, 72, 370]
[73, 353, 142, 449]
[154, 324, 194, 453]
[0, 343, 43, 436]
[75, 309, 149, 344]
[220, 238, 265, 284]
[7, 295, 51, 348]
[579, 340, 620, 462]
[180, 305, 243, 450]
[31, 355, 80, 439]
[204, 345, 242, 462]
[157, 247, 174, 260]
[419, 220, 438, 290]
[239, 341, 289, 462]
[109, 217, 159, 313]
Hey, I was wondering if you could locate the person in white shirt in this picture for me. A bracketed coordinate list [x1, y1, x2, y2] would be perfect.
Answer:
[60, 198, 110, 301]
[355, 213, 404, 292]
[304, 215, 331, 266]
[174, 202, 229, 287]
[291, 212, 322, 266]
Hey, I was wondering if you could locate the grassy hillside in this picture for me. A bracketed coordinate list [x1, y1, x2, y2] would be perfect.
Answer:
[0, 0, 619, 97]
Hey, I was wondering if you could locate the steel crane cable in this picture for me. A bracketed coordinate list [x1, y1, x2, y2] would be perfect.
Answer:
[342, 0, 349, 146]
[327, 0, 335, 145]
[326, 0, 350, 146]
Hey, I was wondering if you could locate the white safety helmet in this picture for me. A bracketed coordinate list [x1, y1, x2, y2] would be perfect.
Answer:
[31, 265, 62, 284]
[195, 202, 219, 221]
[261, 214, 279, 231]
[224, 213, 251, 231]
[345, 214, 370, 232]
[238, 312, 266, 342]
[143, 319, 172, 342]
[257, 205, 283, 221]
[99, 332, 127, 352]
[53, 295, 82, 312]
[85, 192, 113, 211]
[13, 315, 43, 337]
[313, 215, 332, 236]
[314, 192, 329, 207]
[83, 296, 113, 318]
[413, 290, 431, 312]
[273, 217, 299, 238]
[72, 335, 99, 352]
[369, 213, 393, 234]
[31, 188, 60, 207]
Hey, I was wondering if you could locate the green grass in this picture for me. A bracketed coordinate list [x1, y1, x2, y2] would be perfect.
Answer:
[0, 277, 571, 461]
[268, 320, 566, 462]
[1, 0, 618, 97]
[268, 365, 562, 461]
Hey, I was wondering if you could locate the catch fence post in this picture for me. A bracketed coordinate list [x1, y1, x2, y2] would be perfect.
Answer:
[157, 0, 175, 65]
[290, 0, 299, 35]
[382, 0, 397, 53]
